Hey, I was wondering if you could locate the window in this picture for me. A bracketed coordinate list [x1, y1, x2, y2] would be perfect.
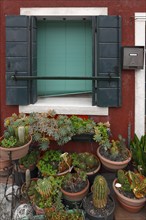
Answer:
[6, 13, 121, 115]
[37, 19, 92, 97]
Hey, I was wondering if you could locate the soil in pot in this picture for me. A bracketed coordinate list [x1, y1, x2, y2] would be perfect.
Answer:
[97, 146, 131, 172]
[83, 193, 115, 220]
[113, 179, 146, 213]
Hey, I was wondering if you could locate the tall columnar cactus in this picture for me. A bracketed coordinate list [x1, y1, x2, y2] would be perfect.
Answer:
[18, 126, 25, 144]
[25, 169, 31, 188]
[92, 175, 109, 208]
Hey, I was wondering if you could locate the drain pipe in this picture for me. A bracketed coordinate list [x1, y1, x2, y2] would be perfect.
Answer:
[127, 123, 131, 148]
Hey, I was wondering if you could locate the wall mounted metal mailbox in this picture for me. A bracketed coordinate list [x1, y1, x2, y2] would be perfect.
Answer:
[122, 46, 144, 69]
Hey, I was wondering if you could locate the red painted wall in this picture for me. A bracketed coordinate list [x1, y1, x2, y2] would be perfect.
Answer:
[0, 0, 145, 146]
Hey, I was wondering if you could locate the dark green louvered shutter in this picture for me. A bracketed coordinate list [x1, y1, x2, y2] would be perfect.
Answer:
[92, 16, 121, 107]
[6, 15, 37, 105]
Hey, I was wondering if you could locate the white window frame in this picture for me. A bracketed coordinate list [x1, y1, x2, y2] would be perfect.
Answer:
[135, 12, 146, 137]
[19, 7, 108, 115]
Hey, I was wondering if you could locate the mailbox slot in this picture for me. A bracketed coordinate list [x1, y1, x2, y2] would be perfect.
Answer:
[122, 46, 144, 69]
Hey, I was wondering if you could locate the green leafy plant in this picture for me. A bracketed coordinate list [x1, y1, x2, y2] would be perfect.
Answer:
[34, 176, 63, 209]
[130, 134, 146, 176]
[45, 206, 84, 220]
[116, 169, 146, 199]
[98, 134, 130, 162]
[72, 152, 100, 173]
[92, 175, 109, 208]
[62, 170, 87, 193]
[70, 115, 96, 135]
[19, 150, 39, 168]
[93, 122, 111, 148]
[37, 150, 72, 176]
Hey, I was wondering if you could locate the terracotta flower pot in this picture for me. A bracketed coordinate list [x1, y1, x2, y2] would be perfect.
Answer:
[0, 136, 32, 160]
[61, 179, 89, 202]
[113, 179, 146, 213]
[97, 146, 131, 172]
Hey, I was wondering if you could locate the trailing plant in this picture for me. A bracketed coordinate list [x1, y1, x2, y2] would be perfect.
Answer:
[130, 134, 146, 176]
[92, 175, 110, 208]
[29, 112, 74, 147]
[116, 169, 146, 199]
[28, 111, 57, 150]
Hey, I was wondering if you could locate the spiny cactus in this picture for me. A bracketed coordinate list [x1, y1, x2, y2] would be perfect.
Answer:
[36, 178, 52, 197]
[117, 170, 131, 192]
[25, 169, 31, 188]
[18, 126, 25, 144]
[92, 175, 109, 208]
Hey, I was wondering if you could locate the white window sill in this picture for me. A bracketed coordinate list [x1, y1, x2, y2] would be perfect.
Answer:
[19, 96, 108, 115]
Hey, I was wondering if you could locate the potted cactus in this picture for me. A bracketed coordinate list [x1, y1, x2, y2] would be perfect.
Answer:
[0, 124, 32, 160]
[83, 175, 115, 220]
[96, 131, 131, 171]
[113, 169, 146, 213]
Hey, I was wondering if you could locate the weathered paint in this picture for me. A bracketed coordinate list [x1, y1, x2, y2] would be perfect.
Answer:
[0, 0, 146, 147]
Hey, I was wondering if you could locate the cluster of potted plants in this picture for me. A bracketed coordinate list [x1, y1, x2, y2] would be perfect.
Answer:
[1, 110, 146, 218]
[0, 111, 109, 150]
[21, 168, 115, 219]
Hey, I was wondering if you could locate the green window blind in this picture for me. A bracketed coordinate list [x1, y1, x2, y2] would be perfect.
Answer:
[37, 20, 92, 96]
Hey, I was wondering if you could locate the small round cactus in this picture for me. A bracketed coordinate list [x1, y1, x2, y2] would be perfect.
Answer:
[92, 175, 109, 208]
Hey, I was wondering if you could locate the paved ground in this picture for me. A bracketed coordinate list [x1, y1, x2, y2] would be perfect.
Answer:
[0, 184, 12, 220]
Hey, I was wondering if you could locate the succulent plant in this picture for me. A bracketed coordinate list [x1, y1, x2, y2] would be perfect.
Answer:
[25, 169, 31, 188]
[92, 175, 109, 208]
[130, 134, 146, 176]
[93, 122, 111, 149]
[117, 169, 146, 199]
[117, 169, 131, 192]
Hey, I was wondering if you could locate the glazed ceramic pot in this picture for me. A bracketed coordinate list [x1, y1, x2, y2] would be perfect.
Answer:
[113, 179, 146, 213]
[97, 146, 131, 172]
